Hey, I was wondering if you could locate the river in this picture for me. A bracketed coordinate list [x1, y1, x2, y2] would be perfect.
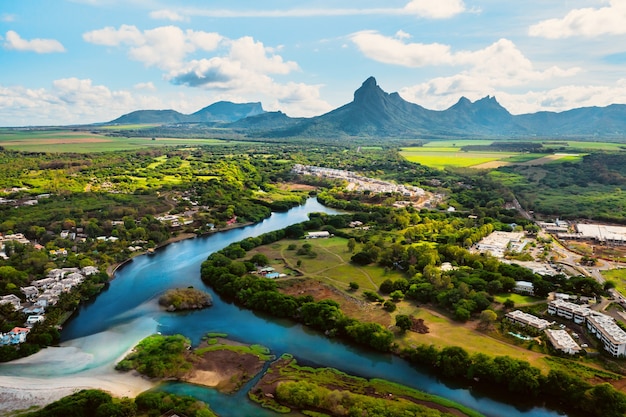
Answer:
[0, 198, 564, 417]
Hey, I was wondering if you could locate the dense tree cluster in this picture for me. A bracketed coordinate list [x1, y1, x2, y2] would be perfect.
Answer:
[404, 344, 626, 417]
[116, 334, 192, 378]
[276, 380, 457, 417]
[22, 389, 217, 417]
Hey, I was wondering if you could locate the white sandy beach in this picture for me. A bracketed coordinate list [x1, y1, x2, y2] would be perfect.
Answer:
[0, 322, 159, 415]
[0, 371, 154, 414]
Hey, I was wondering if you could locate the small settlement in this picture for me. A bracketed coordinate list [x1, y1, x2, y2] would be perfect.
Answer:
[0, 266, 100, 346]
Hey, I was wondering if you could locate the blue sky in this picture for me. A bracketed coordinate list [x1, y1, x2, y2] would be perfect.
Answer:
[2, 0, 626, 126]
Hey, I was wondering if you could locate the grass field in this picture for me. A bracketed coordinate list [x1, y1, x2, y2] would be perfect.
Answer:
[601, 269, 626, 295]
[253, 237, 406, 291]
[400, 139, 622, 169]
[494, 293, 545, 306]
[0, 128, 238, 152]
[247, 235, 553, 371]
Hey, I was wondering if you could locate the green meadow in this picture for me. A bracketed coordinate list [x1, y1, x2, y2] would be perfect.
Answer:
[400, 139, 621, 169]
[0, 128, 236, 152]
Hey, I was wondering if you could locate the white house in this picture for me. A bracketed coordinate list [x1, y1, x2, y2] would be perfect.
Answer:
[545, 329, 581, 355]
[514, 280, 534, 295]
[0, 294, 21, 311]
[306, 231, 331, 239]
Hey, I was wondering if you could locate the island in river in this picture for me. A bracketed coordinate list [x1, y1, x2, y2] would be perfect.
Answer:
[158, 287, 213, 312]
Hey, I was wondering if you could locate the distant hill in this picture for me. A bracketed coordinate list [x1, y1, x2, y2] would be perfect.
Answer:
[109, 101, 265, 124]
[106, 77, 626, 139]
[236, 77, 626, 139]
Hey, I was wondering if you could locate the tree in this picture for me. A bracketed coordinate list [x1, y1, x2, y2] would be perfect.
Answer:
[383, 300, 396, 312]
[379, 279, 394, 294]
[396, 314, 412, 333]
[503, 299, 515, 309]
[347, 238, 356, 253]
[390, 290, 404, 302]
[479, 309, 497, 330]
[348, 281, 359, 291]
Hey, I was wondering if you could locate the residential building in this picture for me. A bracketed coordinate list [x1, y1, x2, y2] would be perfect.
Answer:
[506, 310, 551, 330]
[545, 329, 581, 355]
[514, 280, 534, 295]
[306, 231, 331, 239]
[586, 313, 626, 357]
[0, 294, 21, 311]
[547, 299, 592, 324]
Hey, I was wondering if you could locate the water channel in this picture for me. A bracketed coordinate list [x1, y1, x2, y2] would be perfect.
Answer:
[1, 198, 565, 416]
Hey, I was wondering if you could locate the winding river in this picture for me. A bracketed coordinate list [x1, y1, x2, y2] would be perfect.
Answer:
[1, 199, 565, 417]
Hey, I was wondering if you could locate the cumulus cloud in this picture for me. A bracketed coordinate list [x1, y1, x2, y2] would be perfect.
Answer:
[0, 79, 145, 126]
[398, 77, 626, 115]
[83, 25, 222, 70]
[134, 82, 156, 91]
[150, 9, 187, 22]
[403, 0, 465, 19]
[83, 25, 329, 117]
[529, 0, 626, 39]
[350, 31, 578, 80]
[3, 30, 65, 53]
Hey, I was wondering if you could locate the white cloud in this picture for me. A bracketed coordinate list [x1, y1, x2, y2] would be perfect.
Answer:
[1, 14, 16, 22]
[83, 25, 223, 70]
[529, 0, 626, 39]
[134, 82, 156, 91]
[350, 31, 579, 82]
[403, 0, 465, 19]
[350, 30, 453, 66]
[0, 79, 144, 126]
[397, 76, 626, 116]
[150, 9, 187, 22]
[84, 25, 325, 116]
[174, 1, 465, 19]
[3, 30, 65, 53]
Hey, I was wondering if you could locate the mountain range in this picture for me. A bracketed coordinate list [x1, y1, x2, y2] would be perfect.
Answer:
[108, 77, 626, 139]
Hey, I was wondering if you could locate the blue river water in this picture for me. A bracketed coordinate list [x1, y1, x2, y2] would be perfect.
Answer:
[14, 199, 566, 417]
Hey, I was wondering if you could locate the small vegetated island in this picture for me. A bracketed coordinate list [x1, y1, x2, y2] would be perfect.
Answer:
[158, 287, 213, 311]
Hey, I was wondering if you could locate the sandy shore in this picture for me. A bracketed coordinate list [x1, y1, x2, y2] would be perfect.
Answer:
[0, 370, 154, 414]
[0, 337, 157, 414]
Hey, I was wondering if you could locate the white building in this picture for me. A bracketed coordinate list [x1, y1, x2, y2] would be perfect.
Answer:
[547, 299, 592, 324]
[586, 313, 626, 357]
[514, 281, 534, 295]
[545, 329, 581, 355]
[506, 310, 551, 330]
[306, 231, 331, 239]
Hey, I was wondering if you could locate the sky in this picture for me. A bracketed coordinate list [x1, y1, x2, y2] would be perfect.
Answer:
[2, 0, 626, 126]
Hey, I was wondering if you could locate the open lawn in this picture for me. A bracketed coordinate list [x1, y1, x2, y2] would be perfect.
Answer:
[0, 128, 240, 152]
[395, 304, 550, 372]
[248, 236, 553, 371]
[494, 293, 545, 306]
[400, 139, 622, 169]
[602, 269, 626, 295]
[253, 237, 405, 291]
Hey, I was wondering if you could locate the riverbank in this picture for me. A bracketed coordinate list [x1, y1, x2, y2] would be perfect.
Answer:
[0, 349, 154, 415]
[106, 220, 256, 279]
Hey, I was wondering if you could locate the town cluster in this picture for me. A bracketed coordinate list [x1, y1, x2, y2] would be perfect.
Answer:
[505, 297, 626, 357]
[292, 164, 425, 198]
[0, 266, 99, 346]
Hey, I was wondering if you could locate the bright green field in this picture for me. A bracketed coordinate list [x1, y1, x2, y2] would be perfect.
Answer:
[601, 269, 626, 295]
[401, 150, 515, 169]
[400, 138, 624, 169]
[494, 293, 544, 306]
[0, 129, 239, 152]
